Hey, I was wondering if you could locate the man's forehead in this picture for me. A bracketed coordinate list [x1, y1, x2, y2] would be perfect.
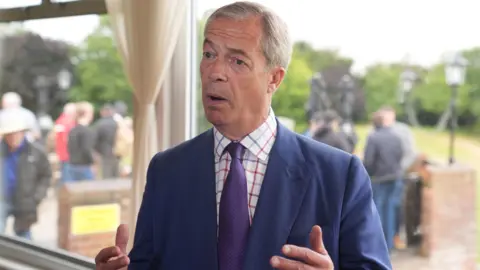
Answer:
[204, 30, 262, 54]
[205, 17, 262, 41]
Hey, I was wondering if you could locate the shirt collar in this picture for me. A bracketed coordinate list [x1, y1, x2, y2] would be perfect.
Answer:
[213, 109, 277, 162]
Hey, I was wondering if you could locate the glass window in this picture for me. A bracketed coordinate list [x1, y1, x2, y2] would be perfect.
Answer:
[0, 12, 134, 258]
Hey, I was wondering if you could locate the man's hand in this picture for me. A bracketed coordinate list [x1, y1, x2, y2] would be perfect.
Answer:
[95, 224, 130, 270]
[270, 225, 334, 270]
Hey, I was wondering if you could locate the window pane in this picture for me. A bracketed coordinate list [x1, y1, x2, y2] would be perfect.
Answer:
[0, 13, 134, 259]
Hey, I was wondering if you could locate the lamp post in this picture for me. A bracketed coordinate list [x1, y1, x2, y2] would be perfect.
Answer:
[444, 52, 468, 165]
[399, 68, 419, 125]
[339, 74, 355, 123]
[57, 68, 72, 91]
[399, 69, 416, 103]
[34, 69, 72, 142]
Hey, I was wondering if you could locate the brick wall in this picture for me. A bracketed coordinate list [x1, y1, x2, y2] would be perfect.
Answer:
[420, 164, 477, 270]
[58, 179, 132, 258]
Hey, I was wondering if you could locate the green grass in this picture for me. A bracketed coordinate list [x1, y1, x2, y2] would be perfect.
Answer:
[355, 124, 480, 258]
[355, 125, 480, 164]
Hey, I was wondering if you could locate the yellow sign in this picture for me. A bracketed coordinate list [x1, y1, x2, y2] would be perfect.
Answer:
[71, 204, 120, 236]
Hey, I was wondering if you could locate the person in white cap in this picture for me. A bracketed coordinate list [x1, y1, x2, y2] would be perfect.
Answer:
[0, 108, 52, 240]
[0, 92, 41, 141]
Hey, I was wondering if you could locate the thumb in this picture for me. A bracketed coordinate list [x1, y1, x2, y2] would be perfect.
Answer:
[310, 225, 327, 255]
[115, 224, 129, 254]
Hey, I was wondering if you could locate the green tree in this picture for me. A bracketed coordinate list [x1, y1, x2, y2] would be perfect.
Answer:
[462, 47, 480, 129]
[272, 53, 313, 131]
[70, 16, 131, 113]
[362, 64, 403, 116]
[294, 41, 353, 72]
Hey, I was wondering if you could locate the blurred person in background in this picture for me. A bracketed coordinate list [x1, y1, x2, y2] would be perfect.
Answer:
[0, 108, 51, 240]
[113, 101, 128, 121]
[363, 111, 404, 252]
[312, 110, 350, 152]
[339, 120, 358, 154]
[0, 92, 40, 141]
[93, 104, 119, 179]
[68, 102, 96, 181]
[114, 116, 133, 177]
[302, 113, 322, 137]
[53, 103, 77, 184]
[381, 106, 417, 250]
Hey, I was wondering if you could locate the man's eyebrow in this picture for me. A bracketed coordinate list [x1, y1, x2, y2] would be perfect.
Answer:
[203, 38, 250, 58]
[226, 46, 249, 58]
[203, 38, 215, 49]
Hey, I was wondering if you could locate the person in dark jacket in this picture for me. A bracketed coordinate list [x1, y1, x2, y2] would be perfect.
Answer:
[0, 108, 51, 240]
[68, 102, 96, 181]
[312, 110, 351, 152]
[93, 104, 119, 179]
[363, 111, 404, 252]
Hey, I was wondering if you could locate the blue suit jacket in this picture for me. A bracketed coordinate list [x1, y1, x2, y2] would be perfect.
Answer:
[128, 123, 392, 270]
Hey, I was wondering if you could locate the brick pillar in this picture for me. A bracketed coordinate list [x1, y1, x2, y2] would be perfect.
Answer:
[420, 164, 476, 270]
[58, 179, 131, 258]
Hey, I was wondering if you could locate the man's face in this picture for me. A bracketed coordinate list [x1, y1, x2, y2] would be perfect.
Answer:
[4, 131, 25, 149]
[200, 16, 285, 137]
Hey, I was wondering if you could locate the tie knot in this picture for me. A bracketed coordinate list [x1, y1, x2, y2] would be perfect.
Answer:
[226, 142, 244, 159]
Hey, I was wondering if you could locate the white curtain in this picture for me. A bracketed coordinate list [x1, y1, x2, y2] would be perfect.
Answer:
[105, 0, 187, 250]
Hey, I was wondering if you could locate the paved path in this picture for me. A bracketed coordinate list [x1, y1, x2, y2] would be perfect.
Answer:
[4, 188, 58, 249]
[391, 249, 430, 269]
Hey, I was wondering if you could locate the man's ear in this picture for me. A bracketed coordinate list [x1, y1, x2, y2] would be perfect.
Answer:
[267, 67, 286, 94]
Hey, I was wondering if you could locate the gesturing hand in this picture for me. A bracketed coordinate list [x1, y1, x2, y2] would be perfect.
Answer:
[95, 224, 130, 270]
[270, 225, 334, 270]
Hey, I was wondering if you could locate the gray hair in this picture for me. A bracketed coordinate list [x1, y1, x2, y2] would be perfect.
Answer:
[205, 1, 292, 70]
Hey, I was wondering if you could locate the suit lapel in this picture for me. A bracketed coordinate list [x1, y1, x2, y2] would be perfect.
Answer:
[243, 122, 311, 270]
[187, 129, 219, 270]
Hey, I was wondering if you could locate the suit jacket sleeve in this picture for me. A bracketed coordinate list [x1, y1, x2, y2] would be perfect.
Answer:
[128, 154, 158, 269]
[339, 156, 392, 269]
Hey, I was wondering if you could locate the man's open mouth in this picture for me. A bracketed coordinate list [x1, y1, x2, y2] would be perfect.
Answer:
[207, 94, 227, 101]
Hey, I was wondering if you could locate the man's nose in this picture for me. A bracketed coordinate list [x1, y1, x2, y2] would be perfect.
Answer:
[208, 59, 228, 82]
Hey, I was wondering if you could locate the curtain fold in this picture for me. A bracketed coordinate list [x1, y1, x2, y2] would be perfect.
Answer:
[105, 0, 188, 250]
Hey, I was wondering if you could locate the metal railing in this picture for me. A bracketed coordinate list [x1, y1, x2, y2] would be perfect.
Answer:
[0, 234, 95, 270]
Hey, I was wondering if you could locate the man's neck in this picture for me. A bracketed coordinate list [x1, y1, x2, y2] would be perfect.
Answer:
[216, 110, 270, 141]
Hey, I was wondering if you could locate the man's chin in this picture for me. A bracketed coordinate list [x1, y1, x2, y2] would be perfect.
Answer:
[204, 110, 228, 126]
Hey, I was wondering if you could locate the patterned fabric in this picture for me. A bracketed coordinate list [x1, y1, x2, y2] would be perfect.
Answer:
[214, 109, 277, 225]
[217, 142, 250, 270]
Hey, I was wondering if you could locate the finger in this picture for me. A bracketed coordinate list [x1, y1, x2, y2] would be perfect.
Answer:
[100, 255, 130, 270]
[281, 244, 330, 267]
[270, 255, 315, 270]
[115, 224, 129, 254]
[95, 246, 121, 264]
[310, 225, 327, 255]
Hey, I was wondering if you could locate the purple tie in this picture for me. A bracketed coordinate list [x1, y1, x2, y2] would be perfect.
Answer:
[218, 142, 250, 270]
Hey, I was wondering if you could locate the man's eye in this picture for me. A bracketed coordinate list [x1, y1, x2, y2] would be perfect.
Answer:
[203, 52, 214, 58]
[233, 58, 245, 66]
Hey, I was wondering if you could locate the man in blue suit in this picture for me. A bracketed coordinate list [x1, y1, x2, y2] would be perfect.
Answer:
[95, 2, 391, 269]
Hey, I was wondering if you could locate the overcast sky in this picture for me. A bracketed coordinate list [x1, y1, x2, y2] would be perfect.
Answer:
[1, 0, 479, 72]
